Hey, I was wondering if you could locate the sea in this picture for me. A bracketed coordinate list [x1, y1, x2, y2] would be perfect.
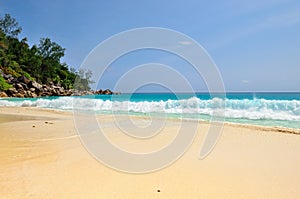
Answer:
[1, 92, 300, 129]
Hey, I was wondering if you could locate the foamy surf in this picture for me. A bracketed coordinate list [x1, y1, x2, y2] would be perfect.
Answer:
[1, 96, 300, 124]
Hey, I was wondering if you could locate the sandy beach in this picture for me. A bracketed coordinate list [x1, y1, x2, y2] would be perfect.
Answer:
[0, 107, 300, 199]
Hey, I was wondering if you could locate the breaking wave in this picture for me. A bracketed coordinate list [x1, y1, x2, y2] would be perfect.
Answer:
[1, 96, 300, 122]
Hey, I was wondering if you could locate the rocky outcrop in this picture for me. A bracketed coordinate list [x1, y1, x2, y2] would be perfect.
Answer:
[0, 74, 119, 98]
[94, 89, 120, 95]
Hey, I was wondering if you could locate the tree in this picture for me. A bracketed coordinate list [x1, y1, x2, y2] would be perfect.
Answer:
[0, 29, 8, 66]
[0, 14, 22, 38]
[0, 29, 8, 49]
[74, 69, 94, 91]
[37, 38, 66, 83]
[38, 38, 65, 61]
[25, 45, 42, 80]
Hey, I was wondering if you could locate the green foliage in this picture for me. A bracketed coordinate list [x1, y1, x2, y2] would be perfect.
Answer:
[0, 13, 22, 38]
[0, 75, 12, 91]
[18, 68, 35, 81]
[74, 69, 95, 91]
[38, 38, 65, 61]
[0, 13, 94, 91]
[0, 66, 20, 77]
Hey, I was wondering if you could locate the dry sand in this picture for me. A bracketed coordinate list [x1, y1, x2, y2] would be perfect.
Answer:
[0, 107, 300, 198]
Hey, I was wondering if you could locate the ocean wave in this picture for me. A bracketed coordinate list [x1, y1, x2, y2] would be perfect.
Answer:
[1, 96, 300, 121]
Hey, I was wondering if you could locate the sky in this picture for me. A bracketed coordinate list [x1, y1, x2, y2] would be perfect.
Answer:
[0, 0, 300, 92]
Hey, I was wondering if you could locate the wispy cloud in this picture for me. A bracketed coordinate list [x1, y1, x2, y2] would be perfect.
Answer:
[178, 41, 193, 45]
[263, 8, 300, 27]
[211, 6, 300, 50]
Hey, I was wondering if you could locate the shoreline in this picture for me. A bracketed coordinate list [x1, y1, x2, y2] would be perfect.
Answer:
[1, 106, 299, 135]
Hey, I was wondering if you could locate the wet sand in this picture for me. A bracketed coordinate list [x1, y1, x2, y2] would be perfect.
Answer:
[0, 107, 300, 198]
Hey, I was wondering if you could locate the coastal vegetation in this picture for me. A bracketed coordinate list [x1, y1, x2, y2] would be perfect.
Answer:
[0, 13, 98, 96]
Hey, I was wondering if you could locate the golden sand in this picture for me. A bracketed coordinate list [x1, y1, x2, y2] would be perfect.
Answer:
[0, 107, 300, 198]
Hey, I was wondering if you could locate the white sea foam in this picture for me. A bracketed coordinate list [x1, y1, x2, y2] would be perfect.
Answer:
[1, 96, 300, 121]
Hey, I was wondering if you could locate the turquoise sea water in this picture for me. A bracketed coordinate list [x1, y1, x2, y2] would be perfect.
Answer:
[1, 92, 300, 129]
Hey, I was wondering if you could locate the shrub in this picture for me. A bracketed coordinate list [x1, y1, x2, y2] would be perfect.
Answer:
[0, 75, 12, 91]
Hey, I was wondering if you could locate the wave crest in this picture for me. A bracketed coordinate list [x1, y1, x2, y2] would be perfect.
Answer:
[1, 96, 300, 121]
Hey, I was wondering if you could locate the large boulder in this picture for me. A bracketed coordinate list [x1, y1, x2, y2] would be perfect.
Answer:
[65, 89, 74, 96]
[21, 83, 28, 90]
[28, 81, 42, 90]
[14, 93, 24, 98]
[103, 89, 112, 95]
[24, 90, 37, 98]
[50, 88, 58, 96]
[3, 74, 12, 80]
[31, 92, 38, 98]
[95, 89, 103, 94]
[5, 88, 24, 98]
[14, 83, 24, 90]
[58, 87, 65, 95]
[10, 78, 19, 84]
[5, 76, 14, 84]
[28, 81, 43, 96]
[17, 75, 30, 84]
[0, 91, 8, 98]
[5, 88, 18, 96]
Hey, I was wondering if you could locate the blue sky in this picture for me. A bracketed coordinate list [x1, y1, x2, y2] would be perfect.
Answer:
[1, 0, 300, 92]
